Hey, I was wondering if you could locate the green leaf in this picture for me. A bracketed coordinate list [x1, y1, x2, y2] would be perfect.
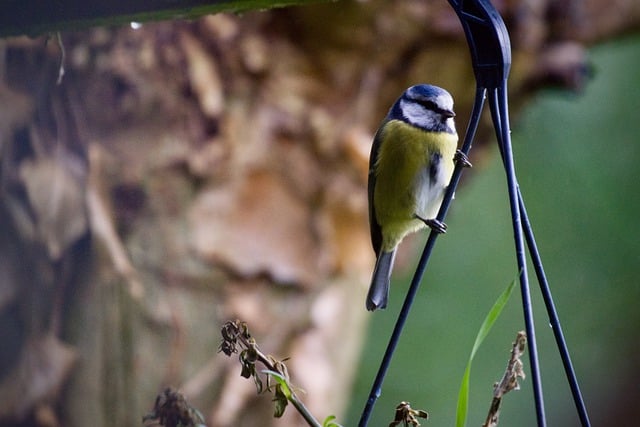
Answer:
[273, 384, 289, 417]
[322, 414, 344, 427]
[263, 369, 292, 417]
[263, 370, 293, 399]
[455, 275, 517, 427]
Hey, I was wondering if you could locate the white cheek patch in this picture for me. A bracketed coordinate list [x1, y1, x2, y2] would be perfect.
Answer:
[446, 116, 456, 133]
[399, 99, 436, 129]
[436, 94, 454, 113]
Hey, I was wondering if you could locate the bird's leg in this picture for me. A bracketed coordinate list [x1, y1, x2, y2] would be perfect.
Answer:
[415, 214, 448, 234]
[454, 149, 473, 168]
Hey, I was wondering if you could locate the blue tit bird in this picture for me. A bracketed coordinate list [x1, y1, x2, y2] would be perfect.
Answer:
[367, 84, 459, 311]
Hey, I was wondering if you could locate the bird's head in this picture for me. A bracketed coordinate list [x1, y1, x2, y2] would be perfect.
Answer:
[388, 84, 456, 134]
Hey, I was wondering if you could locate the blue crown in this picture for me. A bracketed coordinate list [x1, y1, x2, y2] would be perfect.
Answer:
[406, 84, 448, 100]
[388, 84, 448, 121]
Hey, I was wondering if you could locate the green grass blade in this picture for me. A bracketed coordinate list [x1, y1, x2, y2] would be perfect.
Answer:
[455, 275, 517, 427]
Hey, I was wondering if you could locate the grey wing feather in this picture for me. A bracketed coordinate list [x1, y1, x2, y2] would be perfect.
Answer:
[368, 125, 385, 257]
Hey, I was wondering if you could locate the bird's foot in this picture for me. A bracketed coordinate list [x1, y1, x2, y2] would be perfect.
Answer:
[454, 150, 473, 168]
[416, 215, 448, 234]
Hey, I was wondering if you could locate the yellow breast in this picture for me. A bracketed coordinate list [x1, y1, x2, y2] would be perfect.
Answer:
[373, 120, 458, 250]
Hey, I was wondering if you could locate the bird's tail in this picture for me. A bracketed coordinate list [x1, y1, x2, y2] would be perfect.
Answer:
[366, 250, 396, 311]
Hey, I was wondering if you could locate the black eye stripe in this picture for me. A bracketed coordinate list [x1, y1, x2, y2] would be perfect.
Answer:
[416, 99, 439, 111]
[414, 99, 451, 116]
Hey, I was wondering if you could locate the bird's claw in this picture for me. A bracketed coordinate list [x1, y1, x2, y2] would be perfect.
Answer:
[417, 216, 447, 234]
[454, 150, 472, 168]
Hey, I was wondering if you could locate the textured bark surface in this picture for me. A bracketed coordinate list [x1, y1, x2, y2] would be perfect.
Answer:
[0, 1, 637, 426]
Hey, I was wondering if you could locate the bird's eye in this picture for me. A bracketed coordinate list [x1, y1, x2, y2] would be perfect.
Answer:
[416, 99, 439, 112]
[415, 99, 455, 121]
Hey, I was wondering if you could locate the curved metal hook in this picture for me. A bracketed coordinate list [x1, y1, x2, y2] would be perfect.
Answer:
[448, 0, 511, 88]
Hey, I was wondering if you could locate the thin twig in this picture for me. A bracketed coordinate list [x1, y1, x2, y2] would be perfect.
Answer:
[482, 331, 527, 427]
[219, 320, 323, 427]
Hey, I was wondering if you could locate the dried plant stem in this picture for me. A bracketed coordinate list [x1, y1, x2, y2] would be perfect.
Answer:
[219, 320, 323, 427]
[482, 331, 527, 427]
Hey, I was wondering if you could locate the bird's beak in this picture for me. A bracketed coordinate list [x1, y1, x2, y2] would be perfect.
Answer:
[444, 110, 456, 118]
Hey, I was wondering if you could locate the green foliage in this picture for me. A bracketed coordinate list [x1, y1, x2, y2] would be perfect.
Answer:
[455, 276, 516, 427]
[263, 370, 292, 418]
[322, 415, 344, 427]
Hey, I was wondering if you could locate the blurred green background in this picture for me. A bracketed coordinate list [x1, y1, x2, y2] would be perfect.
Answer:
[348, 35, 640, 426]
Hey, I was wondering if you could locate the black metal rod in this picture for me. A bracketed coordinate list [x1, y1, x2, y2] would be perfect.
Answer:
[439, 86, 487, 217]
[357, 86, 487, 427]
[517, 195, 592, 426]
[488, 86, 547, 426]
[490, 108, 591, 426]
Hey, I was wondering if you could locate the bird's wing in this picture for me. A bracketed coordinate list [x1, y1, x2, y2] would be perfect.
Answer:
[368, 123, 385, 256]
